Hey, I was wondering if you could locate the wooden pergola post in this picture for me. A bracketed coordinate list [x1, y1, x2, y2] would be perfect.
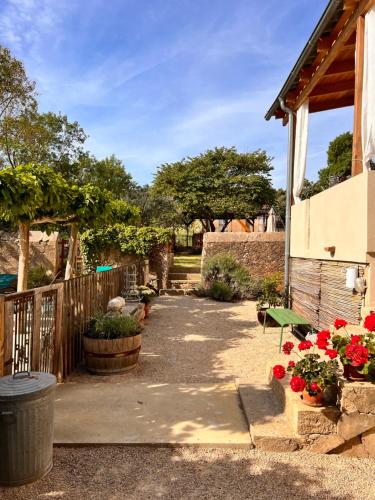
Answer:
[352, 15, 365, 176]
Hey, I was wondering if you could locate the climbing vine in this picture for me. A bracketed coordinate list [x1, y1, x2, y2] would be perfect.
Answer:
[80, 224, 171, 272]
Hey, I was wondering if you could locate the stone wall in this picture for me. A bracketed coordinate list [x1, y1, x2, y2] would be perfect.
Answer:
[202, 232, 285, 279]
[149, 243, 170, 289]
[98, 249, 149, 285]
[0, 230, 60, 275]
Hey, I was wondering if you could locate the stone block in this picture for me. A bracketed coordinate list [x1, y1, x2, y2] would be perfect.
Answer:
[107, 296, 126, 312]
[331, 436, 369, 458]
[297, 407, 340, 435]
[339, 381, 375, 414]
[337, 411, 375, 440]
[309, 434, 345, 454]
[362, 428, 375, 457]
[253, 436, 299, 452]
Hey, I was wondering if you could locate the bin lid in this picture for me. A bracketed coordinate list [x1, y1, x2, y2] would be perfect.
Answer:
[0, 371, 56, 399]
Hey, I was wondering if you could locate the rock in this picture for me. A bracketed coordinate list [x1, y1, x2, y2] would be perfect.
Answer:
[297, 407, 340, 436]
[309, 434, 345, 454]
[107, 296, 126, 313]
[253, 436, 299, 452]
[340, 381, 375, 414]
[337, 411, 375, 440]
[331, 436, 369, 458]
[362, 428, 375, 457]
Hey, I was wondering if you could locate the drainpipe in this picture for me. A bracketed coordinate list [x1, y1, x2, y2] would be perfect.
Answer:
[278, 97, 294, 306]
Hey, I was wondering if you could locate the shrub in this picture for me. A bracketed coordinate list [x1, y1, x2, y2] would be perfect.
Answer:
[209, 280, 234, 302]
[28, 265, 53, 289]
[86, 313, 141, 340]
[192, 283, 208, 297]
[257, 272, 284, 310]
[202, 253, 258, 299]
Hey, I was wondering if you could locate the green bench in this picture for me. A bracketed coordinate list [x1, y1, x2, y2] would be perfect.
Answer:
[263, 308, 313, 352]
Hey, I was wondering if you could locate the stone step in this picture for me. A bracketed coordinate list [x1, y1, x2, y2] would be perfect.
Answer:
[168, 272, 201, 281]
[237, 382, 300, 452]
[169, 266, 201, 274]
[168, 280, 200, 290]
[269, 373, 340, 437]
[159, 288, 194, 296]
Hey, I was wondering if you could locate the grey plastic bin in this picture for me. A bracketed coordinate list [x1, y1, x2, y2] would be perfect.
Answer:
[0, 371, 56, 486]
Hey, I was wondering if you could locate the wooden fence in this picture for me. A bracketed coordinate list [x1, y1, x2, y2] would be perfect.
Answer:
[0, 263, 146, 381]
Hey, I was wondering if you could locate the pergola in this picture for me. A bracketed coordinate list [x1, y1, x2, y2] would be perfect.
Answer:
[266, 0, 375, 181]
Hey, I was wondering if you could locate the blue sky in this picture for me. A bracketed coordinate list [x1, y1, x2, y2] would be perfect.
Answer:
[0, 0, 353, 187]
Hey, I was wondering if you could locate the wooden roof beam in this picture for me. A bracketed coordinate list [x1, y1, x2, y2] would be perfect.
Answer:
[310, 78, 354, 97]
[293, 0, 374, 110]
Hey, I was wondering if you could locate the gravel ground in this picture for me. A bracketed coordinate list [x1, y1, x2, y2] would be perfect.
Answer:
[3, 296, 374, 499]
[1, 446, 374, 500]
[68, 295, 292, 384]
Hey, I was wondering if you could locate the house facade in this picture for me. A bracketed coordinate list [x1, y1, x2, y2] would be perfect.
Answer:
[266, 0, 375, 329]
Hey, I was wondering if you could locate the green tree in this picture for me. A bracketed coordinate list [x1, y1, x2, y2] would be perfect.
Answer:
[317, 131, 353, 190]
[0, 109, 87, 177]
[79, 154, 134, 199]
[0, 45, 36, 119]
[0, 163, 71, 290]
[152, 147, 275, 231]
[62, 186, 138, 279]
[128, 184, 186, 229]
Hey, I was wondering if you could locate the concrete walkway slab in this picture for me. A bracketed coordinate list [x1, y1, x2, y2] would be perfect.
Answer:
[54, 381, 251, 446]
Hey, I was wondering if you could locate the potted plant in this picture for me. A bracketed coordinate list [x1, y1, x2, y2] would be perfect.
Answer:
[273, 335, 339, 407]
[137, 285, 157, 318]
[83, 313, 142, 374]
[256, 273, 284, 327]
[331, 315, 375, 382]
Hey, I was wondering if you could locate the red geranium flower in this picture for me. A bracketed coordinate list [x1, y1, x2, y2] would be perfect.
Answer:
[282, 341, 294, 355]
[290, 376, 306, 393]
[325, 349, 338, 359]
[316, 338, 329, 350]
[298, 340, 313, 351]
[350, 335, 362, 345]
[310, 382, 319, 392]
[364, 312, 375, 332]
[273, 365, 286, 380]
[345, 344, 369, 367]
[317, 329, 331, 341]
[288, 360, 296, 368]
[334, 319, 347, 330]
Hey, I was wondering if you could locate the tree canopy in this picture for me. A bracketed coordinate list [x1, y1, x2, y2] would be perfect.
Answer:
[0, 45, 36, 119]
[152, 147, 275, 231]
[79, 154, 134, 199]
[0, 109, 87, 178]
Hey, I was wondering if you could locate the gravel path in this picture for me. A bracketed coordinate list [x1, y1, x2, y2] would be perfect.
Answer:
[69, 295, 291, 384]
[2, 446, 374, 500]
[3, 296, 374, 499]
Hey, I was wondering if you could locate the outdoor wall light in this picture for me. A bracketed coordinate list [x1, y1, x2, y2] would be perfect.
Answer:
[324, 245, 335, 256]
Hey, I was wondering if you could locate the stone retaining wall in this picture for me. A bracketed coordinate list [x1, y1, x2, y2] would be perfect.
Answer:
[202, 232, 285, 279]
[0, 230, 60, 275]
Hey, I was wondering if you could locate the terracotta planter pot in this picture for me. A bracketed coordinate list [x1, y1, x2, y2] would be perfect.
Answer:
[257, 309, 279, 327]
[343, 364, 366, 382]
[144, 303, 151, 318]
[83, 333, 142, 375]
[301, 388, 324, 407]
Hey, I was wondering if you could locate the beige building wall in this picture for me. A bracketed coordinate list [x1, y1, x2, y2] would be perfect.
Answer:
[290, 171, 375, 263]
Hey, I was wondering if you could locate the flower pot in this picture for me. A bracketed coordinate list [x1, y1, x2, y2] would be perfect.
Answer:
[301, 388, 324, 407]
[144, 303, 151, 318]
[257, 309, 279, 327]
[83, 334, 142, 375]
[343, 364, 366, 382]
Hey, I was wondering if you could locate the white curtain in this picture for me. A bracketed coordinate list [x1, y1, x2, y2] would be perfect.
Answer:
[293, 99, 309, 202]
[362, 6, 375, 169]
